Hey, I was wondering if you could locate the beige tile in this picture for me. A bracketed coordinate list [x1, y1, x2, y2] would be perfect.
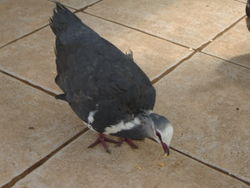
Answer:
[58, 0, 100, 9]
[0, 74, 83, 186]
[0, 26, 59, 92]
[86, 0, 245, 48]
[76, 13, 192, 80]
[0, 13, 191, 92]
[15, 131, 248, 188]
[0, 0, 54, 47]
[204, 19, 250, 69]
[154, 53, 250, 180]
[237, 0, 247, 3]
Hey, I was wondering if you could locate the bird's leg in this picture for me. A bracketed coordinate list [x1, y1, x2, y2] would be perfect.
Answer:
[117, 138, 139, 149]
[88, 133, 119, 153]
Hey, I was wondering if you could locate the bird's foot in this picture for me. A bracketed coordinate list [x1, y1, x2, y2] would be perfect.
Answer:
[88, 133, 119, 153]
[117, 138, 138, 149]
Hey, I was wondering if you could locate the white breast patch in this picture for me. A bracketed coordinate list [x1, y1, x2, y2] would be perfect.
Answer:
[104, 117, 141, 135]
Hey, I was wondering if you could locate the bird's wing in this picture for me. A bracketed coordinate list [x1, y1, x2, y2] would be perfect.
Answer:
[50, 3, 155, 132]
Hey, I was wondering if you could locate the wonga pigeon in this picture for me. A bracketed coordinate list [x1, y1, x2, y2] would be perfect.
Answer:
[50, 3, 173, 154]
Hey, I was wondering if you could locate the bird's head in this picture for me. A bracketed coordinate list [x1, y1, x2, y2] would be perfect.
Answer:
[140, 112, 174, 155]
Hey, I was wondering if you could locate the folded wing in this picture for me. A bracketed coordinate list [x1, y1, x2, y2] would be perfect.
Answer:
[50, 3, 156, 132]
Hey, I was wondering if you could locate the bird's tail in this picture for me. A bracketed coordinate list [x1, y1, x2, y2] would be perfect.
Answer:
[246, 0, 250, 31]
[247, 0, 250, 17]
[49, 2, 82, 35]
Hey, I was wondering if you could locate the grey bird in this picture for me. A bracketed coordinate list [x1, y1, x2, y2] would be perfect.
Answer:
[50, 3, 173, 154]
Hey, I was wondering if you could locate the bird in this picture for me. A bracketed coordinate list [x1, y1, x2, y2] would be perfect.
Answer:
[49, 2, 173, 154]
[246, 0, 250, 31]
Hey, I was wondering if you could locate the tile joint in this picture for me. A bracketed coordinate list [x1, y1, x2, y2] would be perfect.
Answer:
[48, 0, 76, 10]
[75, 0, 104, 13]
[0, 69, 57, 97]
[0, 24, 49, 50]
[151, 51, 196, 84]
[80, 11, 247, 84]
[151, 15, 247, 83]
[201, 51, 250, 70]
[171, 146, 250, 186]
[234, 0, 247, 4]
[1, 128, 89, 188]
[0, 0, 104, 50]
[197, 15, 246, 52]
[81, 11, 191, 49]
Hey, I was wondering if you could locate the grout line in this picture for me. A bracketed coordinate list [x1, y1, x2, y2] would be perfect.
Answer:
[234, 0, 247, 4]
[82, 11, 191, 49]
[0, 0, 103, 50]
[82, 11, 247, 85]
[151, 15, 246, 83]
[48, 0, 104, 12]
[170, 146, 250, 186]
[201, 51, 250, 70]
[0, 69, 57, 97]
[48, 0, 77, 10]
[151, 51, 196, 84]
[0, 24, 49, 50]
[1, 128, 89, 188]
[75, 0, 104, 12]
[197, 15, 246, 52]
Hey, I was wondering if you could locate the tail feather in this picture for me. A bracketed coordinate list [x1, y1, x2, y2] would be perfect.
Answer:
[50, 2, 82, 35]
[246, 0, 250, 31]
[246, 0, 250, 17]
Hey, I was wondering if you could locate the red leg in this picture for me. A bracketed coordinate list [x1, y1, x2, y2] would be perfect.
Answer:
[88, 134, 119, 153]
[117, 138, 139, 149]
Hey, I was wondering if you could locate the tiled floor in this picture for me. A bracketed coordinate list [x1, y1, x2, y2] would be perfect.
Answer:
[0, 0, 249, 187]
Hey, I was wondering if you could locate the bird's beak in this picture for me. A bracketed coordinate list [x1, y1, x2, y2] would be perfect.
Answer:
[161, 142, 170, 156]
[154, 131, 170, 156]
[148, 137, 170, 155]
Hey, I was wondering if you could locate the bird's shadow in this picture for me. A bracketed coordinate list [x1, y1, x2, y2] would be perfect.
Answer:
[190, 53, 250, 96]
[215, 54, 250, 91]
[229, 53, 250, 69]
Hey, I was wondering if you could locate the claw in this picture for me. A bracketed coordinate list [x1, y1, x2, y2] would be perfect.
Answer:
[88, 134, 119, 153]
[117, 138, 139, 149]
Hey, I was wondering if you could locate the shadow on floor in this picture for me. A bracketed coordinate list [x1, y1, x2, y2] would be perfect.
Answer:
[228, 53, 250, 70]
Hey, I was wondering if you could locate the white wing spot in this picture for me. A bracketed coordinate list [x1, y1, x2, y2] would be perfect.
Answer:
[104, 117, 141, 135]
[87, 110, 98, 131]
[88, 110, 97, 124]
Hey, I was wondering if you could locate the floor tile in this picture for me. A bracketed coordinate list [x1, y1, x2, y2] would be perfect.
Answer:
[14, 131, 248, 188]
[0, 13, 191, 92]
[0, 0, 54, 47]
[154, 53, 250, 180]
[0, 74, 83, 186]
[204, 19, 250, 69]
[0, 26, 59, 92]
[58, 0, 100, 9]
[86, 0, 245, 48]
[76, 13, 192, 79]
[237, 0, 247, 3]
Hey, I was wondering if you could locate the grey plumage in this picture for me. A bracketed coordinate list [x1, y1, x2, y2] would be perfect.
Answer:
[246, 0, 250, 31]
[50, 3, 173, 154]
[50, 3, 155, 133]
[247, 0, 250, 17]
